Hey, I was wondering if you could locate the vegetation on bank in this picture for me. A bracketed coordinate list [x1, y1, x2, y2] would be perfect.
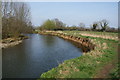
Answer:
[63, 31, 118, 40]
[1, 34, 29, 48]
[2, 2, 34, 39]
[37, 18, 118, 32]
[38, 18, 66, 31]
[109, 62, 119, 78]
[2, 2, 118, 78]
[39, 31, 119, 78]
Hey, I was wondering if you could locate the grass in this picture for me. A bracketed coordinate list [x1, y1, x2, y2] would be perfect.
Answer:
[109, 63, 119, 78]
[63, 31, 118, 37]
[63, 31, 118, 40]
[39, 31, 119, 78]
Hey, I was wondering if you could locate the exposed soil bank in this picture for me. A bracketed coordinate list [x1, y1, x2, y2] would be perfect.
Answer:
[39, 31, 118, 78]
[39, 31, 95, 52]
[1, 35, 28, 49]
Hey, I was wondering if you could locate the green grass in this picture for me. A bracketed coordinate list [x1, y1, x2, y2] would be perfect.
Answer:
[39, 31, 118, 78]
[63, 31, 118, 37]
[109, 63, 120, 78]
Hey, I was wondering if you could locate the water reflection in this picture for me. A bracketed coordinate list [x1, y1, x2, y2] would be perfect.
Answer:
[3, 34, 82, 78]
[41, 35, 56, 47]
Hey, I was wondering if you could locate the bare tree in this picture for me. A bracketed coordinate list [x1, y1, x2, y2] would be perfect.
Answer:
[53, 18, 66, 28]
[99, 19, 109, 32]
[79, 23, 85, 31]
[2, 2, 33, 39]
[79, 23, 85, 28]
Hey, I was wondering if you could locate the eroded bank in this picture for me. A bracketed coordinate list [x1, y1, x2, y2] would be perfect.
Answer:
[39, 31, 95, 52]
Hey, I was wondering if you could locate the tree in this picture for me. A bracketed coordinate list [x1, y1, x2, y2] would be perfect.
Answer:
[2, 2, 33, 39]
[79, 23, 85, 28]
[79, 23, 85, 31]
[41, 19, 66, 30]
[99, 19, 109, 32]
[53, 18, 66, 28]
[91, 22, 99, 31]
[41, 19, 56, 30]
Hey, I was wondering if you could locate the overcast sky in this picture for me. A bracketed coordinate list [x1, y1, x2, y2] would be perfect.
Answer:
[29, 2, 118, 28]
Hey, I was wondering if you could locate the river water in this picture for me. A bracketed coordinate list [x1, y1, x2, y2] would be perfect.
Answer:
[2, 34, 82, 78]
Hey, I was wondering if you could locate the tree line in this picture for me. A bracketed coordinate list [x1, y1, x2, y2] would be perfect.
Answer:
[2, 2, 33, 39]
[38, 18, 118, 32]
[39, 18, 66, 31]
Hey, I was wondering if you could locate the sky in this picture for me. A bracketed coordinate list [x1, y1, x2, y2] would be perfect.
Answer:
[29, 2, 118, 28]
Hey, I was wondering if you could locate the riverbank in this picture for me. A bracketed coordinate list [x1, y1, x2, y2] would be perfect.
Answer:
[1, 35, 28, 49]
[38, 31, 119, 78]
[39, 31, 95, 52]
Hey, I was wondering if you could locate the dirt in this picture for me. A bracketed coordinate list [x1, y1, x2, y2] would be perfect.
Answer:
[94, 54, 118, 78]
[1, 36, 28, 48]
[39, 31, 95, 53]
[79, 33, 118, 41]
[0, 40, 22, 49]
[39, 31, 118, 78]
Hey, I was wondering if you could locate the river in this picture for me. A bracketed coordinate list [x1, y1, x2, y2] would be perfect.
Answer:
[2, 34, 82, 78]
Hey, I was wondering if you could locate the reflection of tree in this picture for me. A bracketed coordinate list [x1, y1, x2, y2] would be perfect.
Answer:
[41, 35, 56, 47]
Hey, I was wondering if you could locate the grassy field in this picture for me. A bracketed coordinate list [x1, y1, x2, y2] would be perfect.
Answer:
[63, 31, 118, 40]
[39, 31, 119, 78]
